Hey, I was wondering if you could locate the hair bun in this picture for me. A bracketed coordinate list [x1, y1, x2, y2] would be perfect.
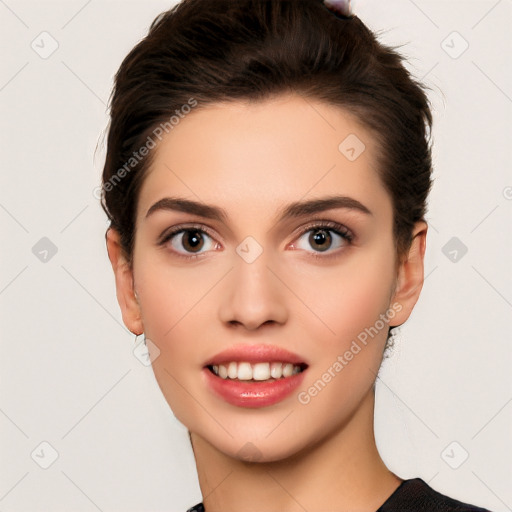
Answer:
[323, 0, 353, 18]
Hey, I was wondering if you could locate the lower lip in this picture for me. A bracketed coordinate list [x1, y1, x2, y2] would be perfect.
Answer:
[203, 367, 307, 408]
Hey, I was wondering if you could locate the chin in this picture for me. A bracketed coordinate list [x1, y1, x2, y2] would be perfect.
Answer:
[205, 431, 311, 464]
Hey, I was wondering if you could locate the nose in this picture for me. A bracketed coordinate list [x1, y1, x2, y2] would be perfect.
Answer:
[218, 251, 288, 331]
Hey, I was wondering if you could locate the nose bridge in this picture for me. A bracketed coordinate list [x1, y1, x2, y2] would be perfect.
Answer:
[218, 246, 288, 330]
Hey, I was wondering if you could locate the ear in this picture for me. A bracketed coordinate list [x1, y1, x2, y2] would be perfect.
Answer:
[389, 221, 428, 327]
[105, 228, 144, 335]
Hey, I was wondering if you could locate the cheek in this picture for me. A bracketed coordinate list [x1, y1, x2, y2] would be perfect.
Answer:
[292, 252, 397, 429]
[295, 248, 397, 351]
[133, 258, 212, 424]
[132, 253, 230, 365]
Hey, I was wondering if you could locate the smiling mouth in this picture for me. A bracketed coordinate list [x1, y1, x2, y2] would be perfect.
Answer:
[206, 361, 308, 382]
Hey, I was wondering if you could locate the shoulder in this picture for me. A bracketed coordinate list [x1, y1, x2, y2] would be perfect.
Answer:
[377, 478, 493, 512]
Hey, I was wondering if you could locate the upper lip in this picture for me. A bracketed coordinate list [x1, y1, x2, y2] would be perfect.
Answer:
[204, 344, 308, 367]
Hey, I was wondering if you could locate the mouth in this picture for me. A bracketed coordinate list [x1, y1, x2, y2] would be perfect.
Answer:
[203, 343, 309, 408]
[202, 344, 309, 408]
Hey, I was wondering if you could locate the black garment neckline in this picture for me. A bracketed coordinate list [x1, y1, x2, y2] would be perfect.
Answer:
[186, 476, 492, 512]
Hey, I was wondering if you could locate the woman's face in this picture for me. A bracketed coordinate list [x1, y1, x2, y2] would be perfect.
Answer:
[110, 93, 425, 462]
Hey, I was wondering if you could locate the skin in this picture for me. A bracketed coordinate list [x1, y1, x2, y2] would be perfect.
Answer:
[106, 93, 427, 512]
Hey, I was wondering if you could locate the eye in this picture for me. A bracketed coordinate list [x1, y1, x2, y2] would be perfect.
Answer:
[159, 224, 220, 259]
[291, 221, 353, 257]
[158, 221, 353, 260]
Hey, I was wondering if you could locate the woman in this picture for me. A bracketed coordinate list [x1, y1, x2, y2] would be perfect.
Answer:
[101, 0, 493, 510]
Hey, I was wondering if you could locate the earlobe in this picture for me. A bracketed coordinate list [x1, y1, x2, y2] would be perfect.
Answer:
[389, 221, 428, 327]
[105, 228, 144, 335]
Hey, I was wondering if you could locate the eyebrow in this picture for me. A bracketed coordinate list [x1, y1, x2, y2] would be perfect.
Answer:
[145, 195, 372, 223]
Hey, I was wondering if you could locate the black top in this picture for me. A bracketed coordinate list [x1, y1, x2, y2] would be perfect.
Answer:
[186, 478, 492, 511]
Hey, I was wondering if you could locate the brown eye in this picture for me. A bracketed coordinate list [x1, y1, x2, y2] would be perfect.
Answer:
[181, 230, 205, 253]
[308, 229, 332, 252]
[292, 222, 353, 257]
[161, 226, 218, 258]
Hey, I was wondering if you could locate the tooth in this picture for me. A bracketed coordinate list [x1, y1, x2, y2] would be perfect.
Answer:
[213, 361, 303, 380]
[218, 364, 228, 379]
[253, 362, 271, 381]
[282, 363, 293, 377]
[237, 362, 253, 380]
[270, 362, 283, 379]
[227, 361, 238, 379]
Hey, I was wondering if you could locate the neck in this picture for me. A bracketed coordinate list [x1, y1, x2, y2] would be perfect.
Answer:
[190, 387, 402, 512]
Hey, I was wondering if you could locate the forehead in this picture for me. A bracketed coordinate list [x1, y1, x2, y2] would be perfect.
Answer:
[137, 93, 391, 223]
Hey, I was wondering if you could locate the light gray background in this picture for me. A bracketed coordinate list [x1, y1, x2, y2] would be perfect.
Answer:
[1, 0, 511, 511]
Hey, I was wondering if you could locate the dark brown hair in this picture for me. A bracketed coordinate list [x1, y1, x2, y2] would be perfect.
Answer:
[101, 0, 433, 262]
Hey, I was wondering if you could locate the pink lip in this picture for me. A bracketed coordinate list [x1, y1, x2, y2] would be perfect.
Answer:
[204, 343, 307, 366]
[203, 344, 308, 408]
[203, 367, 307, 408]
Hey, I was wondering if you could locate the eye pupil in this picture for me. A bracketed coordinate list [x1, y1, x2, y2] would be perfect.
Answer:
[309, 229, 331, 252]
[183, 230, 204, 252]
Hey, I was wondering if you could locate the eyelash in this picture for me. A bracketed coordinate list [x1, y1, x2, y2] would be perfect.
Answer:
[158, 221, 354, 261]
